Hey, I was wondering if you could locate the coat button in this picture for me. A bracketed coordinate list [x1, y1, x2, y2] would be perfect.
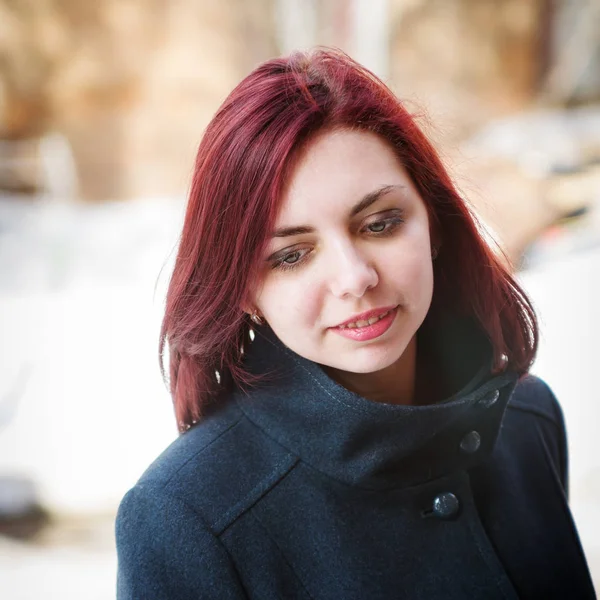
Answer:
[460, 430, 481, 454]
[432, 492, 460, 519]
[478, 389, 500, 408]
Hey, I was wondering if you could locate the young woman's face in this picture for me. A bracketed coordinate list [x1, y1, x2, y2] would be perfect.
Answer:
[252, 128, 435, 375]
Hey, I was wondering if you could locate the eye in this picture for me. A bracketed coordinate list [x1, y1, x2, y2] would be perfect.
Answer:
[271, 247, 311, 272]
[283, 250, 302, 264]
[367, 221, 387, 233]
[363, 215, 404, 236]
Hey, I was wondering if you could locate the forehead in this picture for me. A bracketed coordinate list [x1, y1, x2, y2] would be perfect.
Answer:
[278, 129, 414, 221]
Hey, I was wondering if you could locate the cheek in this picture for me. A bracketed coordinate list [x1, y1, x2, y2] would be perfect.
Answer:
[384, 244, 434, 305]
[257, 277, 323, 330]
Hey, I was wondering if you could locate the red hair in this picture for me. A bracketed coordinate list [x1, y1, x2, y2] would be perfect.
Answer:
[160, 48, 537, 432]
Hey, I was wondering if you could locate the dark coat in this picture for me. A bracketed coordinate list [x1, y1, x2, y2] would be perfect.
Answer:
[115, 322, 596, 599]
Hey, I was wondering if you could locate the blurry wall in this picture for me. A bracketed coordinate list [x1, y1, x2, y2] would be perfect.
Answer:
[0, 0, 277, 201]
[389, 0, 548, 142]
[2, 0, 598, 214]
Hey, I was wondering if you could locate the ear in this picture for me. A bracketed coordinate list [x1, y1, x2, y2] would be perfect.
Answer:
[240, 278, 263, 316]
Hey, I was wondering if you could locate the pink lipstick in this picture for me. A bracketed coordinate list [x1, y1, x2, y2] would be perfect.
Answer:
[330, 305, 398, 342]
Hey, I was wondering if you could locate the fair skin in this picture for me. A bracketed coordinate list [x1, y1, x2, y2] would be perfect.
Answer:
[247, 128, 436, 406]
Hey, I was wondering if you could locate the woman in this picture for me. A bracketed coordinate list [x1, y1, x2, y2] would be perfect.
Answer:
[115, 49, 595, 599]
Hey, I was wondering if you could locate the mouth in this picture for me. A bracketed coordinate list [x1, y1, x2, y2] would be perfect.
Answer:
[333, 305, 398, 330]
[330, 305, 399, 342]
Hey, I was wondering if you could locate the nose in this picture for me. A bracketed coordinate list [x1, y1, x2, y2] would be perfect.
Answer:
[328, 239, 378, 299]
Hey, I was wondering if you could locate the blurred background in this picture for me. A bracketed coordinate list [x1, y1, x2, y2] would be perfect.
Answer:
[0, 0, 599, 597]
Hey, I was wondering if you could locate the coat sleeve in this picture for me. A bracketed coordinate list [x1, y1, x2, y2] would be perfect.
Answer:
[115, 484, 247, 599]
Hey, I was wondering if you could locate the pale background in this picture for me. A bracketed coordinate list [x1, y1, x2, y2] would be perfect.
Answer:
[0, 0, 599, 597]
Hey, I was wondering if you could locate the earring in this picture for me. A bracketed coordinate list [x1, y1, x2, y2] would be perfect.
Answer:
[250, 310, 264, 326]
[431, 246, 439, 260]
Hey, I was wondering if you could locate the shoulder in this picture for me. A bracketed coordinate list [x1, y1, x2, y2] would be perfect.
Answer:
[505, 374, 567, 445]
[122, 399, 298, 534]
[504, 373, 569, 491]
[506, 373, 565, 429]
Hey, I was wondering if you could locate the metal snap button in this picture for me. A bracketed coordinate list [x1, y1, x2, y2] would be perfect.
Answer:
[432, 492, 460, 519]
[460, 430, 481, 454]
[478, 389, 500, 409]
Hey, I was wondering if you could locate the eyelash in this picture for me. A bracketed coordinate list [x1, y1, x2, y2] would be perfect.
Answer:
[270, 216, 404, 273]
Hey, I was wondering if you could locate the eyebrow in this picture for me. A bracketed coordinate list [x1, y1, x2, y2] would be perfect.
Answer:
[271, 184, 404, 238]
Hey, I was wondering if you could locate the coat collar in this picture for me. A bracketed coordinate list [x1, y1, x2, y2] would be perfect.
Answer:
[234, 318, 518, 491]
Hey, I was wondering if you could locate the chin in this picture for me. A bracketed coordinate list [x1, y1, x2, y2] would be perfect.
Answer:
[328, 345, 404, 374]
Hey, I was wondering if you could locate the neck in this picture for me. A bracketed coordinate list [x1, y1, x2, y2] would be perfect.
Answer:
[321, 336, 418, 406]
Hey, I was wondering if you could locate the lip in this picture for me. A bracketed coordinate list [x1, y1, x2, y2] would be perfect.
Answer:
[330, 306, 398, 342]
[331, 305, 398, 329]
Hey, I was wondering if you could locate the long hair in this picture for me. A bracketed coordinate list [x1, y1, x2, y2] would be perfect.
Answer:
[160, 48, 537, 432]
